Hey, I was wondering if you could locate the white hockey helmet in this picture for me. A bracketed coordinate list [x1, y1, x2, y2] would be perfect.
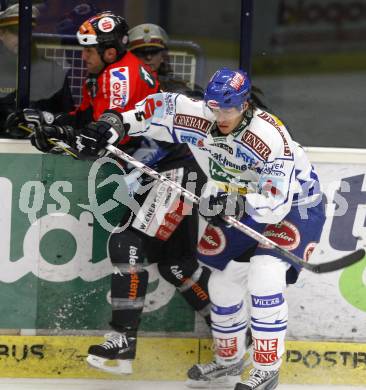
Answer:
[76, 11, 129, 57]
[128, 23, 168, 51]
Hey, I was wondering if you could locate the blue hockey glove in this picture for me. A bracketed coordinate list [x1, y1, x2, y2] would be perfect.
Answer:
[199, 192, 245, 227]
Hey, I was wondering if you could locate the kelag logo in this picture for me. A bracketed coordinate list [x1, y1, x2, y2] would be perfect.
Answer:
[328, 174, 366, 312]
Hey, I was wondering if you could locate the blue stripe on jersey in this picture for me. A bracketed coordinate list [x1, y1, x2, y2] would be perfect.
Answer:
[251, 325, 287, 332]
[252, 318, 287, 326]
[211, 324, 247, 334]
[211, 301, 243, 315]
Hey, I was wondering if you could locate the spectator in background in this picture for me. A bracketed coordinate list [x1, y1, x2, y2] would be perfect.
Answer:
[128, 23, 267, 107]
[56, 2, 100, 35]
[128, 23, 203, 97]
[0, 4, 74, 138]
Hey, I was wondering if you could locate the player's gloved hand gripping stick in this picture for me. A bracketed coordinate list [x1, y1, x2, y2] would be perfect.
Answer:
[21, 123, 365, 273]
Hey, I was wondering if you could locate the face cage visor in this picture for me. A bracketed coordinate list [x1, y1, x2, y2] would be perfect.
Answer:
[203, 101, 245, 122]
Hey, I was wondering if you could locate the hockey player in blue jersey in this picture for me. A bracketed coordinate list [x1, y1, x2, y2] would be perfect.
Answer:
[39, 67, 325, 389]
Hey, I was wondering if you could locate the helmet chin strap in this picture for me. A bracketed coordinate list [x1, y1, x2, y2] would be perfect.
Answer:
[96, 43, 127, 66]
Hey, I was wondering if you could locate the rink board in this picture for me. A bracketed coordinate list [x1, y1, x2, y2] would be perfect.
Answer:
[0, 336, 366, 385]
[1, 141, 366, 340]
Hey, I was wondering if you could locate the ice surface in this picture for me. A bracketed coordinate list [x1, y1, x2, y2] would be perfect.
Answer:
[0, 379, 365, 390]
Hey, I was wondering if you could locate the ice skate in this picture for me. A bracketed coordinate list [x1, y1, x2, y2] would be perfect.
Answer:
[234, 368, 279, 390]
[86, 332, 136, 375]
[186, 359, 244, 388]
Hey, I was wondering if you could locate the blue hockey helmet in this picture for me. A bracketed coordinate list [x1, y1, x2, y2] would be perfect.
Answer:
[204, 68, 251, 111]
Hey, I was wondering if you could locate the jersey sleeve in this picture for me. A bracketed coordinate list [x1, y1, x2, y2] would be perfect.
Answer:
[122, 92, 183, 143]
[245, 132, 296, 224]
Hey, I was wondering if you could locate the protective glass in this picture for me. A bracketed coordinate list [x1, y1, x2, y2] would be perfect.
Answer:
[203, 102, 244, 122]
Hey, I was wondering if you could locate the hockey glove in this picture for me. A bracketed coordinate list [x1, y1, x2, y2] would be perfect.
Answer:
[199, 192, 245, 227]
[77, 110, 125, 159]
[30, 124, 76, 153]
[5, 108, 55, 135]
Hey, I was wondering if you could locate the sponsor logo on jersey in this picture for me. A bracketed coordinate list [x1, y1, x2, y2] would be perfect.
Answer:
[164, 93, 175, 115]
[253, 338, 278, 364]
[215, 337, 238, 358]
[258, 112, 292, 157]
[259, 220, 300, 250]
[211, 152, 248, 172]
[180, 133, 202, 146]
[209, 158, 237, 183]
[261, 160, 286, 176]
[174, 114, 211, 133]
[110, 67, 129, 108]
[212, 142, 233, 155]
[139, 65, 156, 88]
[156, 199, 186, 241]
[261, 179, 283, 196]
[144, 96, 164, 120]
[135, 182, 167, 231]
[251, 293, 284, 308]
[198, 225, 226, 256]
[235, 148, 257, 165]
[139, 96, 163, 120]
[242, 129, 271, 160]
[209, 159, 250, 189]
[303, 242, 317, 261]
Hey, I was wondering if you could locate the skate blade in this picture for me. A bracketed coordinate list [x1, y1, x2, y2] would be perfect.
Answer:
[86, 354, 133, 375]
[185, 375, 241, 388]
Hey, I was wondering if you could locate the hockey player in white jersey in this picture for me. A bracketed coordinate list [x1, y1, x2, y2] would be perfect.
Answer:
[71, 67, 325, 390]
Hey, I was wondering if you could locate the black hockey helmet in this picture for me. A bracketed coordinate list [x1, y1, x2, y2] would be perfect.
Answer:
[77, 11, 129, 58]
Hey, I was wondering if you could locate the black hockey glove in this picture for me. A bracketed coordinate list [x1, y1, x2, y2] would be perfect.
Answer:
[5, 108, 55, 136]
[76, 110, 125, 159]
[30, 124, 76, 153]
[199, 192, 246, 227]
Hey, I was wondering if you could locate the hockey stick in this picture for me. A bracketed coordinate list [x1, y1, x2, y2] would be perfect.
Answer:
[18, 123, 365, 273]
[19, 124, 80, 158]
[105, 144, 365, 274]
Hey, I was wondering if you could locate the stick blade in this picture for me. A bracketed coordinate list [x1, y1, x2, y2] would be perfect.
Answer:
[308, 248, 366, 274]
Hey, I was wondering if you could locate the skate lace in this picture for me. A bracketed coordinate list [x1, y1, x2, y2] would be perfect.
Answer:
[102, 333, 128, 350]
[200, 361, 221, 374]
[245, 369, 271, 387]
